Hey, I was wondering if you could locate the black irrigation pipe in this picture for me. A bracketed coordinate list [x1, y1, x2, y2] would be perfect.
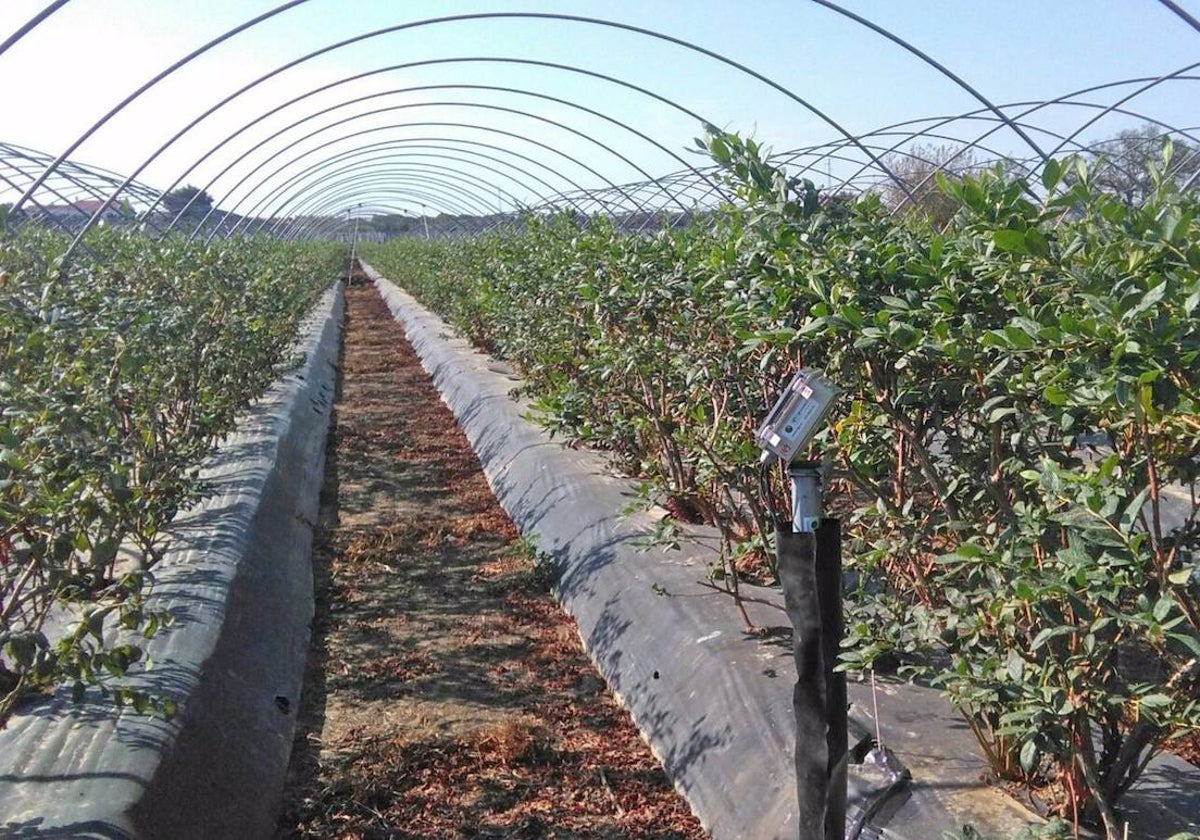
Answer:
[214, 133, 593, 238]
[146, 55, 724, 224]
[203, 120, 619, 240]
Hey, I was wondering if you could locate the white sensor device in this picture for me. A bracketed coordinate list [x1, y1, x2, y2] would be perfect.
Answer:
[755, 368, 839, 465]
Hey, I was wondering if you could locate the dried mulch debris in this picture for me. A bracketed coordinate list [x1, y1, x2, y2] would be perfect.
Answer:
[275, 283, 706, 839]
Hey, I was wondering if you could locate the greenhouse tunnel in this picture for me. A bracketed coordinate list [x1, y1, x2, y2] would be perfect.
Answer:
[2, 2, 1200, 840]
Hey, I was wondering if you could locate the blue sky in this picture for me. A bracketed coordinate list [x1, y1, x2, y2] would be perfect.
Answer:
[2, 1, 1198, 218]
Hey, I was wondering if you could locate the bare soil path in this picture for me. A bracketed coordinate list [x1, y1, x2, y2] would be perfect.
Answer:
[275, 283, 706, 839]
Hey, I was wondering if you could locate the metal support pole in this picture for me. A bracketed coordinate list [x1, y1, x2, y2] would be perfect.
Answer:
[788, 461, 823, 534]
[778, 459, 846, 839]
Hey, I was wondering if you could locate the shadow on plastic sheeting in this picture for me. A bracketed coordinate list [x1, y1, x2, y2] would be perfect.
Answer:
[582, 594, 633, 682]
[488, 470, 572, 543]
[553, 532, 638, 604]
[1120, 757, 1200, 838]
[0, 817, 135, 839]
[578, 592, 733, 786]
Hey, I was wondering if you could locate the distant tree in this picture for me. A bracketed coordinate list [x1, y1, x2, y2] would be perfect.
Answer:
[161, 185, 214, 215]
[879, 143, 982, 227]
[361, 213, 415, 236]
[1084, 123, 1200, 205]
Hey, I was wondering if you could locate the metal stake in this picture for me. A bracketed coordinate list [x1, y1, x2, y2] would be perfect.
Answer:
[788, 460, 823, 533]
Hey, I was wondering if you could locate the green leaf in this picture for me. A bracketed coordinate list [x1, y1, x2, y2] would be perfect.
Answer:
[1120, 487, 1150, 530]
[1152, 596, 1175, 622]
[1041, 159, 1063, 193]
[1168, 568, 1194, 585]
[993, 229, 1028, 254]
[1167, 632, 1200, 656]
[1024, 228, 1049, 258]
[1137, 693, 1172, 709]
[1044, 384, 1069, 406]
[1003, 325, 1034, 350]
[1031, 625, 1075, 650]
[1006, 650, 1025, 681]
[838, 305, 865, 328]
[1019, 739, 1039, 772]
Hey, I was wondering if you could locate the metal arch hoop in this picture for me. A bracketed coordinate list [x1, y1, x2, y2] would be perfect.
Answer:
[161, 81, 709, 229]
[274, 185, 467, 240]
[810, 0, 1048, 163]
[228, 146, 544, 234]
[236, 96, 688, 214]
[10, 7, 1194, 246]
[280, 184, 467, 230]
[796, 76, 1200, 208]
[43, 9, 937, 255]
[217, 136, 587, 238]
[1, 141, 160, 234]
[265, 173, 490, 229]
[143, 54, 726, 223]
[282, 190, 453, 237]
[199, 118, 637, 240]
[268, 183, 486, 239]
[0, 0, 72, 59]
[243, 164, 521, 239]
[278, 172, 493, 223]
[1158, 0, 1200, 34]
[1048, 61, 1200, 161]
[9, 0, 310, 217]
[228, 151, 540, 238]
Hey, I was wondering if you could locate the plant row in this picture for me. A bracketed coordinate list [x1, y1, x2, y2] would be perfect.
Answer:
[360, 131, 1199, 839]
[0, 229, 343, 724]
